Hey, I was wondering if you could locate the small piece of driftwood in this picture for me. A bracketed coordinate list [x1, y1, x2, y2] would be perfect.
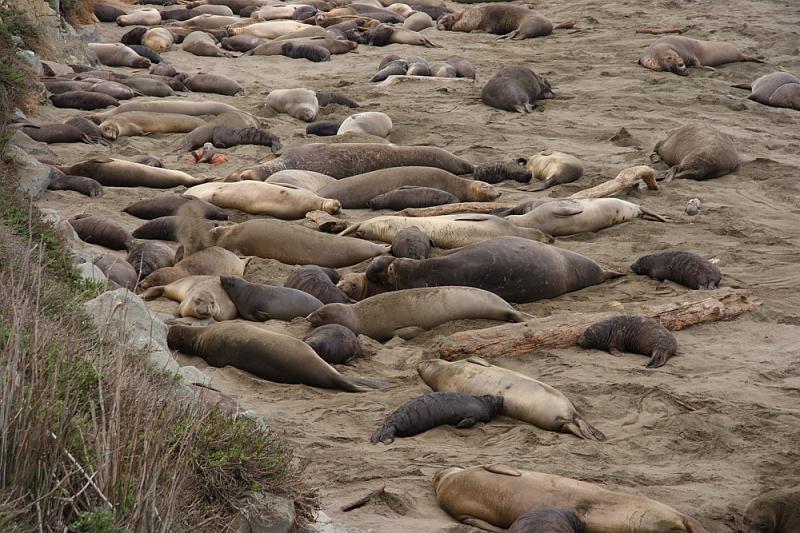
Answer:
[568, 165, 658, 199]
[341, 484, 386, 512]
[635, 26, 691, 35]
[306, 210, 348, 233]
[380, 75, 474, 86]
[399, 202, 514, 217]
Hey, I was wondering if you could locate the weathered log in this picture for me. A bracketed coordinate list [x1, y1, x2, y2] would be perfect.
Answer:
[437, 288, 760, 361]
[635, 26, 691, 35]
[399, 202, 514, 217]
[380, 75, 473, 86]
[569, 165, 658, 199]
[306, 210, 348, 233]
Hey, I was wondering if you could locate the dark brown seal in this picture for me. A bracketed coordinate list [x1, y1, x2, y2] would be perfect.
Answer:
[390, 226, 432, 259]
[49, 91, 119, 111]
[367, 187, 459, 210]
[212, 127, 282, 152]
[48, 173, 104, 197]
[743, 487, 800, 533]
[281, 42, 331, 62]
[120, 26, 147, 45]
[94, 3, 127, 22]
[481, 66, 554, 113]
[631, 251, 721, 289]
[93, 254, 138, 290]
[473, 158, 532, 183]
[306, 120, 342, 136]
[69, 215, 132, 250]
[638, 36, 762, 76]
[371, 392, 503, 444]
[220, 276, 323, 321]
[508, 509, 586, 533]
[185, 73, 243, 96]
[284, 265, 353, 304]
[123, 194, 229, 220]
[438, 4, 553, 39]
[132, 216, 219, 241]
[578, 315, 678, 368]
[132, 154, 164, 167]
[126, 241, 175, 278]
[64, 117, 108, 144]
[17, 124, 93, 144]
[315, 91, 359, 108]
[652, 124, 739, 181]
[128, 44, 162, 64]
[303, 324, 363, 365]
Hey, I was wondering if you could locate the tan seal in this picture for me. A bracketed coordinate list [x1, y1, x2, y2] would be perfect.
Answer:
[142, 275, 238, 321]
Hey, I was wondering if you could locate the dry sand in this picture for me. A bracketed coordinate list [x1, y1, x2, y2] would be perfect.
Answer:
[34, 0, 800, 530]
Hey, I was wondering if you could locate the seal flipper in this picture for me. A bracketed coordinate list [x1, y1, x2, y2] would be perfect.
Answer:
[682, 515, 709, 533]
[562, 413, 607, 441]
[370, 424, 396, 444]
[656, 167, 677, 182]
[460, 517, 504, 532]
[455, 417, 477, 429]
[392, 326, 426, 339]
[466, 356, 492, 367]
[141, 286, 165, 299]
[523, 180, 549, 192]
[482, 464, 521, 476]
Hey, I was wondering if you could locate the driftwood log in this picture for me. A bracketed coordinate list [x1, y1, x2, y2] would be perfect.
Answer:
[437, 288, 760, 361]
[380, 75, 473, 86]
[569, 165, 658, 199]
[399, 202, 514, 217]
[306, 210, 348, 233]
[635, 26, 691, 35]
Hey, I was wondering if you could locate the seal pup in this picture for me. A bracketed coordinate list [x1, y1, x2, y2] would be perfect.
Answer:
[742, 72, 800, 110]
[473, 158, 532, 183]
[126, 241, 175, 278]
[182, 31, 233, 57]
[482, 66, 553, 113]
[306, 120, 343, 136]
[337, 112, 393, 138]
[336, 272, 387, 301]
[167, 323, 382, 392]
[142, 275, 238, 321]
[285, 265, 354, 304]
[88, 43, 151, 68]
[743, 487, 800, 533]
[579, 316, 679, 368]
[438, 4, 553, 39]
[445, 56, 476, 79]
[508, 509, 586, 533]
[419, 358, 605, 439]
[281, 42, 331, 62]
[631, 251, 722, 289]
[48, 174, 104, 197]
[390, 226, 432, 259]
[220, 276, 323, 321]
[368, 187, 459, 210]
[307, 287, 529, 341]
[371, 392, 503, 444]
[123, 194, 228, 220]
[50, 91, 119, 111]
[266, 88, 319, 122]
[93, 255, 138, 290]
[303, 324, 363, 365]
[116, 8, 162, 26]
[94, 3, 126, 22]
[651, 124, 739, 181]
[69, 215, 132, 250]
[433, 465, 707, 532]
[526, 150, 583, 190]
[639, 36, 763, 76]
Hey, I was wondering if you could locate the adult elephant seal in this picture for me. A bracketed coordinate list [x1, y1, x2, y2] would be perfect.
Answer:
[184, 181, 340, 219]
[17, 123, 94, 145]
[340, 214, 552, 249]
[508, 509, 586, 533]
[419, 357, 604, 440]
[432, 464, 707, 533]
[142, 27, 175, 51]
[482, 66, 553, 113]
[368, 187, 459, 210]
[367, 237, 621, 303]
[317, 167, 494, 208]
[307, 287, 529, 341]
[50, 91, 119, 111]
[743, 487, 800, 533]
[507, 198, 665, 236]
[69, 215, 132, 250]
[220, 276, 323, 321]
[221, 35, 268, 52]
[142, 275, 238, 321]
[167, 322, 380, 392]
[266, 170, 337, 192]
[227, 143, 475, 181]
[743, 72, 800, 110]
[133, 216, 219, 241]
[58, 158, 206, 188]
[303, 324, 363, 365]
[652, 124, 739, 181]
[438, 4, 553, 39]
[90, 100, 241, 122]
[338, 112, 393, 137]
[182, 31, 232, 57]
[88, 43, 151, 68]
[185, 73, 243, 96]
[123, 194, 229, 220]
[390, 226, 432, 259]
[266, 88, 319, 122]
[140, 246, 247, 289]
[285, 265, 353, 304]
[126, 241, 175, 278]
[99, 112, 207, 140]
[579, 316, 678, 368]
[638, 36, 762, 76]
[630, 251, 721, 290]
[526, 150, 583, 190]
[403, 11, 433, 32]
[116, 8, 162, 26]
[371, 392, 503, 444]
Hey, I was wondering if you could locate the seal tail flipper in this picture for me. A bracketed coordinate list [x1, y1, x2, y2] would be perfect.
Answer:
[564, 414, 607, 441]
[554, 20, 576, 29]
[682, 516, 709, 533]
[175, 201, 213, 256]
[743, 55, 765, 64]
[338, 222, 361, 237]
[655, 167, 676, 182]
[347, 377, 393, 392]
[460, 517, 505, 533]
[602, 269, 624, 281]
[639, 206, 669, 222]
[731, 82, 752, 90]
[141, 286, 165, 300]
[522, 180, 548, 192]
[370, 425, 395, 444]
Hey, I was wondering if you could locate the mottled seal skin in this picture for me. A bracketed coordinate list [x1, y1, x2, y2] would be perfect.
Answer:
[406, 56, 431, 76]
[281, 42, 331, 62]
[127, 44, 162, 64]
[508, 509, 586, 533]
[220, 276, 323, 321]
[652, 124, 739, 181]
[303, 324, 363, 365]
[368, 186, 459, 210]
[285, 265, 353, 304]
[391, 226, 432, 259]
[578, 315, 678, 368]
[69, 215, 132, 250]
[48, 174, 104, 197]
[482, 66, 554, 113]
[315, 92, 360, 108]
[123, 195, 229, 221]
[306, 120, 342, 136]
[638, 36, 762, 76]
[371, 392, 503, 444]
[50, 91, 119, 111]
[126, 241, 175, 278]
[132, 216, 219, 241]
[438, 4, 552, 39]
[336, 272, 387, 301]
[93, 254, 139, 290]
[631, 251, 721, 290]
[746, 72, 800, 110]
[212, 127, 281, 152]
[743, 487, 800, 533]
[473, 158, 532, 183]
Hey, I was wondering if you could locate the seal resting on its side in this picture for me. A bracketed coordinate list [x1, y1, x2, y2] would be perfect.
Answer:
[438, 4, 553, 40]
[481, 66, 554, 113]
[526, 150, 583, 191]
[508, 509, 586, 533]
[220, 276, 323, 321]
[578, 315, 679, 368]
[124, 194, 228, 220]
[58, 158, 206, 188]
[743, 72, 800, 111]
[631, 250, 722, 289]
[285, 265, 353, 304]
[69, 215, 132, 250]
[303, 324, 363, 365]
[142, 275, 237, 321]
[652, 124, 739, 181]
[639, 36, 762, 76]
[368, 187, 459, 210]
[743, 487, 800, 533]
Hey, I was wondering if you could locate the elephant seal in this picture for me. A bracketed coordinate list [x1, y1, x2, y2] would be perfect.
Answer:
[211, 127, 281, 151]
[307, 287, 529, 341]
[266, 170, 336, 192]
[140, 246, 247, 289]
[430, 61, 457, 78]
[507, 198, 665, 236]
[228, 20, 309, 38]
[368, 237, 621, 303]
[371, 59, 408, 82]
[64, 117, 108, 144]
[438, 4, 552, 39]
[281, 42, 331, 62]
[403, 11, 433, 31]
[336, 272, 387, 301]
[150, 63, 178, 77]
[126, 241, 175, 278]
[143, 275, 238, 320]
[123, 194, 228, 220]
[433, 465, 707, 532]
[341, 214, 552, 249]
[743, 487, 800, 533]
[639, 36, 762, 76]
[93, 255, 138, 290]
[50, 91, 119, 111]
[132, 155, 163, 168]
[220, 276, 323, 321]
[744, 72, 800, 110]
[118, 77, 174, 97]
[128, 45, 162, 64]
[368, 187, 459, 210]
[631, 251, 721, 289]
[69, 215, 132, 250]
[482, 66, 554, 113]
[17, 123, 95, 145]
[508, 509, 586, 533]
[473, 158, 532, 184]
[133, 216, 218, 241]
[652, 124, 739, 181]
[266, 88, 319, 122]
[59, 158, 206, 188]
[48, 173, 104, 197]
[182, 31, 232, 57]
[221, 34, 268, 52]
[88, 43, 151, 68]
[390, 226, 432, 259]
[248, 37, 356, 57]
[318, 167, 494, 208]
[306, 120, 342, 136]
[185, 73, 243, 96]
[184, 181, 340, 219]
[367, 24, 441, 48]
[99, 112, 207, 140]
[89, 80, 142, 100]
[229, 144, 475, 181]
[167, 323, 380, 392]
[337, 112, 393, 137]
[445, 56, 476, 79]
[285, 265, 353, 304]
[90, 100, 242, 122]
[579, 316, 678, 368]
[141, 27, 175, 51]
[94, 3, 126, 22]
[526, 150, 583, 190]
[371, 392, 503, 444]
[419, 357, 605, 439]
[116, 8, 162, 26]
[303, 324, 363, 365]
[406, 56, 431, 77]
